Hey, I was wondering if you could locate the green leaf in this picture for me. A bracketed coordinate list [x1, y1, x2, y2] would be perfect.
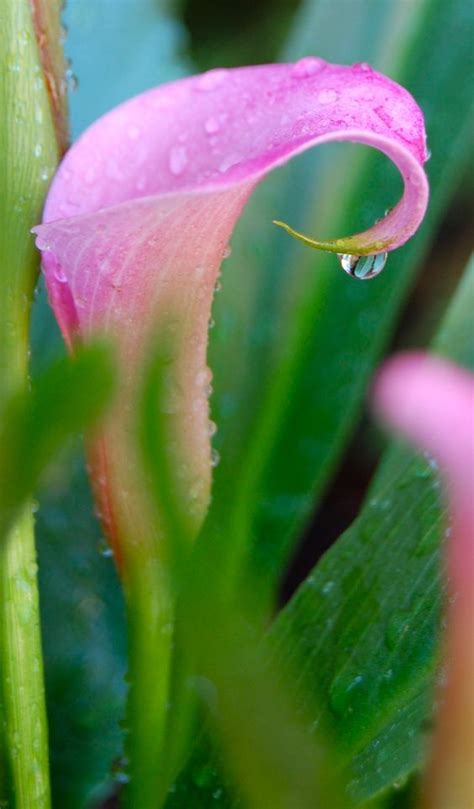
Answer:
[208, 0, 474, 596]
[166, 253, 473, 807]
[0, 343, 116, 537]
[270, 258, 474, 806]
[37, 460, 127, 809]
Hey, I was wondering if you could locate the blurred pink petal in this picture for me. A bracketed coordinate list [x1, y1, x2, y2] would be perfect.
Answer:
[374, 353, 474, 809]
[33, 61, 429, 559]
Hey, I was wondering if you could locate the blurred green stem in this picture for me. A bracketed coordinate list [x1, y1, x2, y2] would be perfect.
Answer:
[124, 557, 173, 808]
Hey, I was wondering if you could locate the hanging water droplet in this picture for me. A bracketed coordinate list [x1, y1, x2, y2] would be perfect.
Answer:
[338, 252, 388, 280]
[291, 56, 325, 78]
[222, 245, 232, 259]
[208, 420, 217, 437]
[211, 448, 220, 468]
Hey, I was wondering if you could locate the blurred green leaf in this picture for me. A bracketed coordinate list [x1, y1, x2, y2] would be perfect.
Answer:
[37, 459, 127, 809]
[0, 343, 115, 538]
[209, 0, 474, 598]
[138, 337, 347, 809]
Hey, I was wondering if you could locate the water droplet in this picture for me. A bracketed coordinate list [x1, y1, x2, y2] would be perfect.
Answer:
[211, 448, 220, 468]
[208, 420, 217, 437]
[98, 538, 113, 558]
[205, 116, 221, 134]
[33, 143, 42, 158]
[53, 264, 67, 283]
[338, 252, 388, 280]
[222, 245, 232, 259]
[317, 88, 338, 105]
[322, 580, 335, 595]
[291, 56, 325, 78]
[168, 145, 188, 176]
[214, 280, 222, 293]
[330, 672, 365, 717]
[213, 789, 223, 800]
[128, 125, 141, 140]
[353, 62, 372, 72]
[219, 154, 241, 173]
[385, 610, 411, 650]
[197, 69, 228, 91]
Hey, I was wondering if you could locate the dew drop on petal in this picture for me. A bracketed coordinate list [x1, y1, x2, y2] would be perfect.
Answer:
[211, 448, 220, 468]
[168, 145, 188, 176]
[338, 252, 388, 280]
[291, 56, 325, 78]
[222, 245, 232, 259]
[317, 88, 338, 105]
[204, 116, 220, 134]
[128, 125, 141, 140]
[353, 61, 372, 72]
[197, 68, 228, 91]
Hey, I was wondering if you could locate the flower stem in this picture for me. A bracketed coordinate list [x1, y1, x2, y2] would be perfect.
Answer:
[124, 557, 173, 808]
[0, 507, 50, 808]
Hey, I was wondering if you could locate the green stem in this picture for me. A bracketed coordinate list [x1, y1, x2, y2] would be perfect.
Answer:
[0, 0, 66, 801]
[124, 557, 173, 809]
[0, 508, 50, 808]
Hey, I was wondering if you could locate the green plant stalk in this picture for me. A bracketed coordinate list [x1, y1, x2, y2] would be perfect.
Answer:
[124, 555, 174, 808]
[0, 0, 66, 804]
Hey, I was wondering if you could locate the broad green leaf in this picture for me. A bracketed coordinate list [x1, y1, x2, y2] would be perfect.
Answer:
[208, 0, 474, 596]
[165, 258, 473, 808]
[270, 258, 474, 806]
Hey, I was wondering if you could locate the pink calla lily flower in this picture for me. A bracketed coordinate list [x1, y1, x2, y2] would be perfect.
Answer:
[33, 61, 429, 561]
[374, 354, 474, 809]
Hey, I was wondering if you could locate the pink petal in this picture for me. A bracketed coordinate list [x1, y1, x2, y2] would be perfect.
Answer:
[33, 61, 429, 556]
[374, 354, 474, 809]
